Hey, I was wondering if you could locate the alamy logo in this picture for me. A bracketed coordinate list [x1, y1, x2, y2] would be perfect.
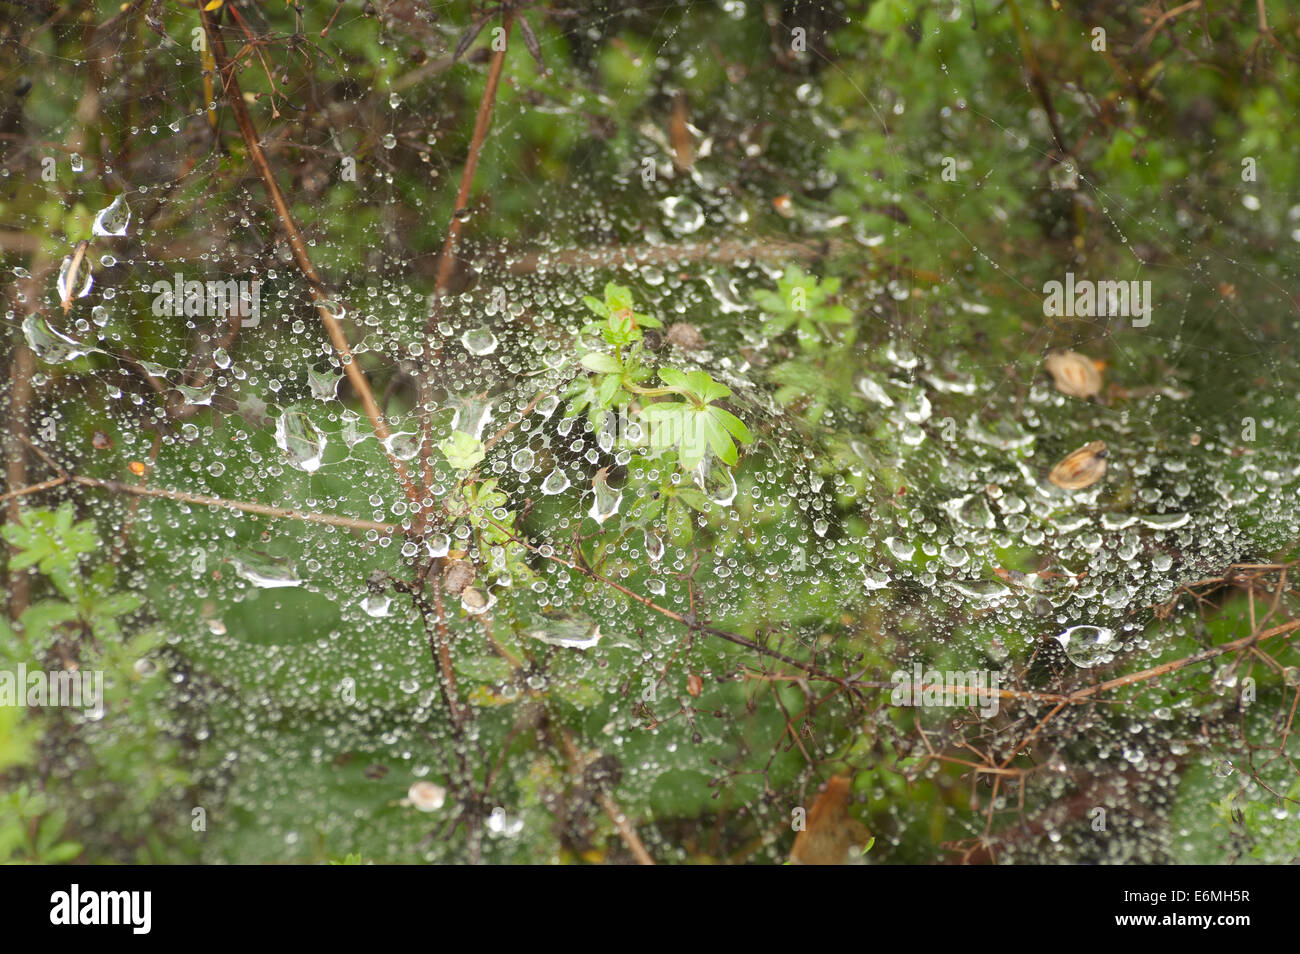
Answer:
[151, 272, 262, 327]
[50, 884, 151, 934]
[890, 664, 1004, 717]
[0, 665, 102, 717]
[1042, 272, 1151, 327]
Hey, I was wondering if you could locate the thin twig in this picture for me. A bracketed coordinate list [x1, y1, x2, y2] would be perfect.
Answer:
[199, 3, 421, 505]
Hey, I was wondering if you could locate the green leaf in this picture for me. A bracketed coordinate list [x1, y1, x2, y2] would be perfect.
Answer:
[437, 430, 486, 471]
[700, 413, 738, 465]
[710, 407, 752, 445]
[604, 282, 634, 314]
[580, 351, 622, 374]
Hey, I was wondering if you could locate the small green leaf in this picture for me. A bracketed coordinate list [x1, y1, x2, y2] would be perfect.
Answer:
[438, 430, 486, 471]
[580, 351, 622, 374]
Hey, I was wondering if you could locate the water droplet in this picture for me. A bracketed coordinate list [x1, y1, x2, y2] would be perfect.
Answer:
[511, 448, 535, 473]
[485, 807, 524, 836]
[275, 408, 326, 472]
[461, 326, 498, 355]
[540, 468, 570, 495]
[23, 314, 92, 363]
[696, 457, 737, 506]
[361, 594, 392, 618]
[408, 781, 446, 812]
[1056, 625, 1115, 669]
[56, 253, 93, 303]
[425, 533, 450, 558]
[92, 194, 131, 237]
[528, 614, 602, 649]
[661, 195, 704, 234]
[232, 555, 302, 589]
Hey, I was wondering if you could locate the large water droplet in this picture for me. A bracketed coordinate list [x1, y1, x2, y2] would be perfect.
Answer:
[461, 326, 498, 355]
[57, 253, 93, 302]
[92, 194, 131, 237]
[23, 314, 92, 363]
[528, 613, 602, 649]
[275, 409, 326, 472]
[540, 468, 570, 495]
[232, 555, 302, 589]
[1056, 625, 1115, 669]
[661, 195, 704, 234]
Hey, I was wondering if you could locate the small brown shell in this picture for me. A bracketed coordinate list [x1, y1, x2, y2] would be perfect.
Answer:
[442, 559, 475, 596]
[1044, 350, 1102, 400]
[1049, 440, 1108, 491]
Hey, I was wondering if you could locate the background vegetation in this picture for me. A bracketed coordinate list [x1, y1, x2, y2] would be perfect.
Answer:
[2, 0, 1299, 863]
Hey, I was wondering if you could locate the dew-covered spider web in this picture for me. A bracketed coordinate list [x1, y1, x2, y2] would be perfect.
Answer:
[3, 1, 1300, 864]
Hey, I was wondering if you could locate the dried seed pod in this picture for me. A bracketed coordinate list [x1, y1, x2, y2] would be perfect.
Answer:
[665, 322, 706, 351]
[407, 780, 446, 813]
[442, 558, 474, 596]
[1049, 440, 1108, 490]
[1044, 350, 1102, 399]
[789, 776, 872, 865]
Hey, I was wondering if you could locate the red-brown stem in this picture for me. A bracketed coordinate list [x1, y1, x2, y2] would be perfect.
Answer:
[199, 4, 422, 506]
[419, 14, 515, 498]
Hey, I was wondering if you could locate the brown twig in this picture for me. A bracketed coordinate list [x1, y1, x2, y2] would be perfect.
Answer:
[557, 728, 655, 865]
[420, 13, 515, 494]
[14, 472, 401, 535]
[199, 3, 421, 506]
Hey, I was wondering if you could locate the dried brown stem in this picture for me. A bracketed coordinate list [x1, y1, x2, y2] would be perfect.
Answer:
[199, 3, 421, 505]
[420, 14, 515, 494]
[557, 728, 655, 865]
[12, 472, 400, 535]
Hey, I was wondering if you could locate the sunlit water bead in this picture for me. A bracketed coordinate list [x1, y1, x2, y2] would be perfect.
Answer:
[275, 408, 326, 473]
[540, 468, 570, 495]
[425, 532, 450, 558]
[660, 195, 705, 234]
[56, 253, 93, 303]
[92, 194, 131, 237]
[382, 431, 422, 461]
[586, 478, 622, 525]
[485, 807, 524, 837]
[528, 615, 602, 649]
[461, 326, 498, 355]
[1055, 624, 1115, 668]
[360, 593, 392, 618]
[695, 457, 737, 506]
[407, 781, 446, 812]
[23, 314, 93, 363]
[510, 447, 535, 474]
[231, 555, 302, 589]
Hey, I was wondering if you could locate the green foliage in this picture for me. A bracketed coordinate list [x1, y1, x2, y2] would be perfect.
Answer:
[5, 0, 1300, 868]
[639, 369, 753, 470]
[752, 266, 853, 350]
[438, 430, 486, 472]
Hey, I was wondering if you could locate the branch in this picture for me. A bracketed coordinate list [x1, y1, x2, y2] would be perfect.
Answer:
[199, 3, 421, 506]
